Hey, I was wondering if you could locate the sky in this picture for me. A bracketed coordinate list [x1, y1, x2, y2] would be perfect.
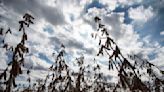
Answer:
[0, 0, 164, 82]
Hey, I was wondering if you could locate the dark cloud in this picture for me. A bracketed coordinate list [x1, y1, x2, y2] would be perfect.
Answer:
[49, 36, 61, 46]
[1, 0, 65, 25]
[82, 11, 123, 42]
[49, 34, 94, 55]
[65, 37, 94, 54]
[24, 60, 48, 71]
[102, 14, 122, 40]
[32, 64, 48, 70]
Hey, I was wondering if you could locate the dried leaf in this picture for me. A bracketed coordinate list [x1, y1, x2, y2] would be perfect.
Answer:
[13, 78, 17, 87]
[160, 70, 164, 74]
[3, 44, 8, 50]
[91, 33, 94, 38]
[99, 24, 104, 28]
[27, 70, 30, 75]
[4, 71, 6, 80]
[6, 28, 12, 34]
[61, 44, 65, 48]
[0, 28, 3, 35]
[19, 67, 22, 74]
[94, 16, 101, 22]
[99, 40, 101, 45]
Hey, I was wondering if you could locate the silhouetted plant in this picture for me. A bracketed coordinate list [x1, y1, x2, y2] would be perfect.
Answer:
[0, 13, 164, 92]
[128, 54, 164, 91]
[0, 13, 34, 92]
[92, 16, 164, 92]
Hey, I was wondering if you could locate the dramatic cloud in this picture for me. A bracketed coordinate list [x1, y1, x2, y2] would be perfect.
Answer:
[2, 0, 66, 25]
[0, 0, 164, 83]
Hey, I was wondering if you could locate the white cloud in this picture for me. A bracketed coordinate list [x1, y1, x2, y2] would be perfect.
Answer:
[0, 48, 7, 69]
[100, 0, 117, 11]
[117, 0, 143, 5]
[128, 6, 154, 23]
[117, 24, 143, 54]
[160, 31, 164, 36]
[150, 47, 164, 70]
[0, 0, 164, 86]
[83, 6, 164, 71]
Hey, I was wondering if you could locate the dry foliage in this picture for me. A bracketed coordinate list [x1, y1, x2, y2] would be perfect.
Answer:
[0, 14, 164, 92]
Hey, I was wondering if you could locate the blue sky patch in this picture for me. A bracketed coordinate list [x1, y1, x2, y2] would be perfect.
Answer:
[38, 52, 53, 64]
[113, 2, 164, 46]
[148, 52, 156, 60]
[85, 0, 106, 12]
[134, 8, 164, 46]
[5, 51, 13, 64]
[113, 4, 140, 24]
[70, 14, 74, 22]
[43, 25, 54, 34]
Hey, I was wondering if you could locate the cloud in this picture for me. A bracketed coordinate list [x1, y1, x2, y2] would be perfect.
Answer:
[0, 48, 7, 69]
[49, 33, 95, 55]
[24, 54, 52, 70]
[117, 0, 142, 6]
[85, 0, 106, 12]
[0, 0, 164, 84]
[160, 31, 164, 36]
[150, 47, 164, 70]
[2, 0, 66, 25]
[100, 0, 117, 11]
[128, 6, 154, 23]
[82, 3, 164, 71]
[102, 12, 124, 40]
